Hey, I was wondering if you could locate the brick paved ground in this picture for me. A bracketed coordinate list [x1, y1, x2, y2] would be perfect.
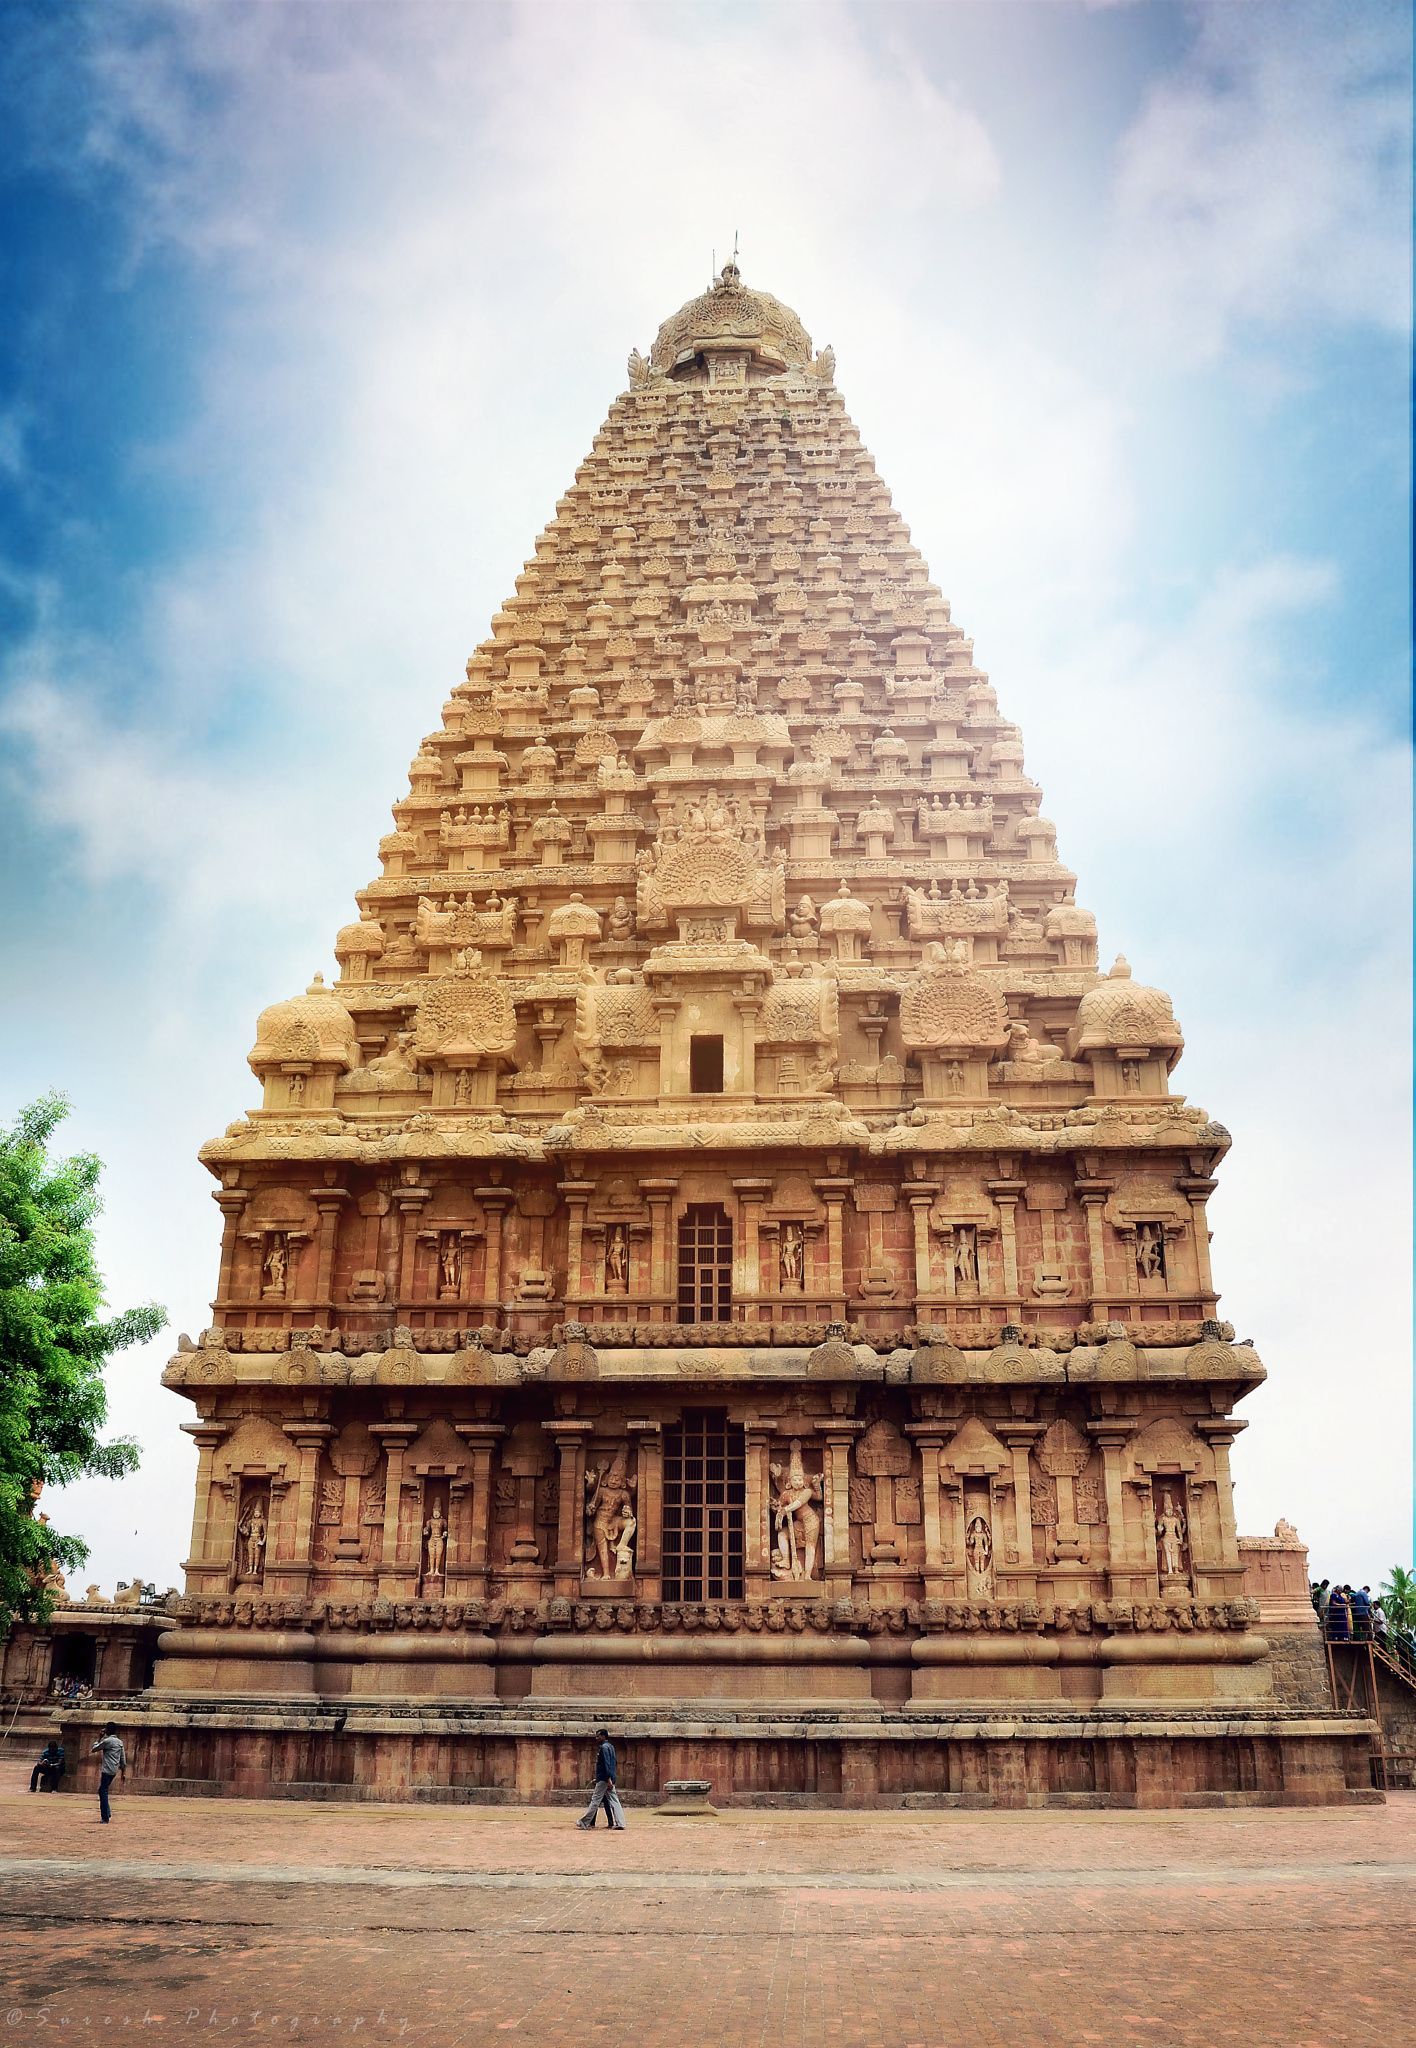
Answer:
[0, 1752, 1409, 2047]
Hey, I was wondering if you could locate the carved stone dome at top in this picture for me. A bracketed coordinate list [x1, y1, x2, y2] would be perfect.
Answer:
[249, 975, 357, 1071]
[1070, 955, 1183, 1055]
[649, 261, 813, 374]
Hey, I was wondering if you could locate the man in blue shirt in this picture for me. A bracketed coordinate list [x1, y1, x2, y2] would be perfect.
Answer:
[29, 1739, 64, 1792]
[576, 1728, 626, 1830]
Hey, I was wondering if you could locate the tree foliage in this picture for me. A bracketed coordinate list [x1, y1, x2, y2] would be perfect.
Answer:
[1378, 1565, 1416, 1632]
[0, 1094, 165, 1629]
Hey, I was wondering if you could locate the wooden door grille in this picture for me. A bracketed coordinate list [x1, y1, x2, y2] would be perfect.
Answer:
[676, 1202, 733, 1323]
[661, 1408, 745, 1602]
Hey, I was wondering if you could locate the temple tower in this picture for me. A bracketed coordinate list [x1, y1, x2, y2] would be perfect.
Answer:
[141, 266, 1368, 1805]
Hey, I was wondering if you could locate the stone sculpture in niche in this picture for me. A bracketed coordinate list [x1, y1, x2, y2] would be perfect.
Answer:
[965, 1513, 993, 1599]
[440, 1236, 462, 1293]
[1136, 1222, 1167, 1281]
[780, 1221, 805, 1288]
[1155, 1491, 1188, 1580]
[262, 1237, 288, 1295]
[770, 1441, 823, 1581]
[585, 1446, 636, 1581]
[422, 1501, 447, 1582]
[238, 1500, 267, 1579]
[605, 1224, 629, 1292]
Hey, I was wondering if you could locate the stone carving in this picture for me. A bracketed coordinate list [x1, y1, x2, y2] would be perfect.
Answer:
[422, 1501, 447, 1582]
[237, 1499, 268, 1580]
[413, 969, 516, 1061]
[1155, 1490, 1189, 1580]
[965, 1514, 994, 1600]
[900, 947, 1009, 1050]
[585, 1446, 637, 1581]
[1135, 1221, 1167, 1281]
[770, 1441, 823, 1581]
[779, 1220, 805, 1288]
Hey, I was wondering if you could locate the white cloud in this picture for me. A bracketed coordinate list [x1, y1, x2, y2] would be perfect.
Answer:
[1104, 0, 1411, 364]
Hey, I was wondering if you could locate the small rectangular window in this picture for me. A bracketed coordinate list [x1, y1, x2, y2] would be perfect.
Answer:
[689, 1034, 724, 1094]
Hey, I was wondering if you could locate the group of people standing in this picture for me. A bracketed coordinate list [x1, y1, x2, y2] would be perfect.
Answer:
[1313, 1580, 1416, 1674]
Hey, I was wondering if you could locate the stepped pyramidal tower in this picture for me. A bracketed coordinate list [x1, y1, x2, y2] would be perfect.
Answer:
[136, 265, 1366, 1805]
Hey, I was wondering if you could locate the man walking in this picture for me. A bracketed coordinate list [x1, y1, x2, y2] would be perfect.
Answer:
[90, 1722, 127, 1823]
[576, 1727, 626, 1830]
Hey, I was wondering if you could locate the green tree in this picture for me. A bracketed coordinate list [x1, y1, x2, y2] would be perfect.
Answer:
[0, 1094, 165, 1629]
[1378, 1565, 1416, 1632]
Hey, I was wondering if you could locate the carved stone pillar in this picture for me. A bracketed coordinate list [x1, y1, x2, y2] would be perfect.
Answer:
[732, 1178, 771, 1303]
[652, 995, 681, 1096]
[212, 1189, 248, 1307]
[987, 1176, 1024, 1308]
[181, 1421, 231, 1581]
[822, 1426, 861, 1583]
[998, 1424, 1041, 1573]
[278, 1423, 333, 1591]
[546, 1420, 593, 1598]
[814, 1177, 852, 1312]
[1196, 1419, 1245, 1569]
[733, 990, 761, 1095]
[1179, 1176, 1219, 1302]
[311, 1189, 348, 1311]
[639, 1178, 678, 1307]
[744, 1426, 773, 1589]
[630, 1420, 663, 1593]
[906, 1183, 939, 1303]
[454, 1423, 503, 1598]
[393, 1185, 430, 1307]
[558, 1180, 594, 1306]
[476, 1187, 515, 1311]
[375, 1424, 418, 1591]
[1075, 1177, 1114, 1316]
[1087, 1423, 1135, 1576]
[908, 1428, 949, 1597]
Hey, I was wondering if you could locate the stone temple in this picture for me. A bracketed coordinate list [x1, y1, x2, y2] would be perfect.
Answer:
[104, 265, 1368, 1804]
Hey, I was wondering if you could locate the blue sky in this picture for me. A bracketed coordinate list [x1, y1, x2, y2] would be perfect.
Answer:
[0, 0, 1410, 1594]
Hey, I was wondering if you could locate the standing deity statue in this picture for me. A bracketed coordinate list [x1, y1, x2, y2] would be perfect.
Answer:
[440, 1237, 462, 1292]
[584, 1446, 636, 1581]
[262, 1237, 288, 1294]
[770, 1442, 823, 1581]
[954, 1229, 977, 1285]
[239, 1502, 267, 1579]
[605, 1224, 629, 1291]
[423, 1500, 447, 1582]
[965, 1513, 993, 1598]
[779, 1222, 805, 1289]
[1155, 1491, 1187, 1578]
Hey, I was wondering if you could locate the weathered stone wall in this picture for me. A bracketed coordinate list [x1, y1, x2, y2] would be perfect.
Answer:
[58, 1699, 1378, 1811]
[1264, 1626, 1333, 1711]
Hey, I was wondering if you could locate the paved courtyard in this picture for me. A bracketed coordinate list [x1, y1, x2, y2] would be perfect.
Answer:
[0, 1756, 1409, 2046]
